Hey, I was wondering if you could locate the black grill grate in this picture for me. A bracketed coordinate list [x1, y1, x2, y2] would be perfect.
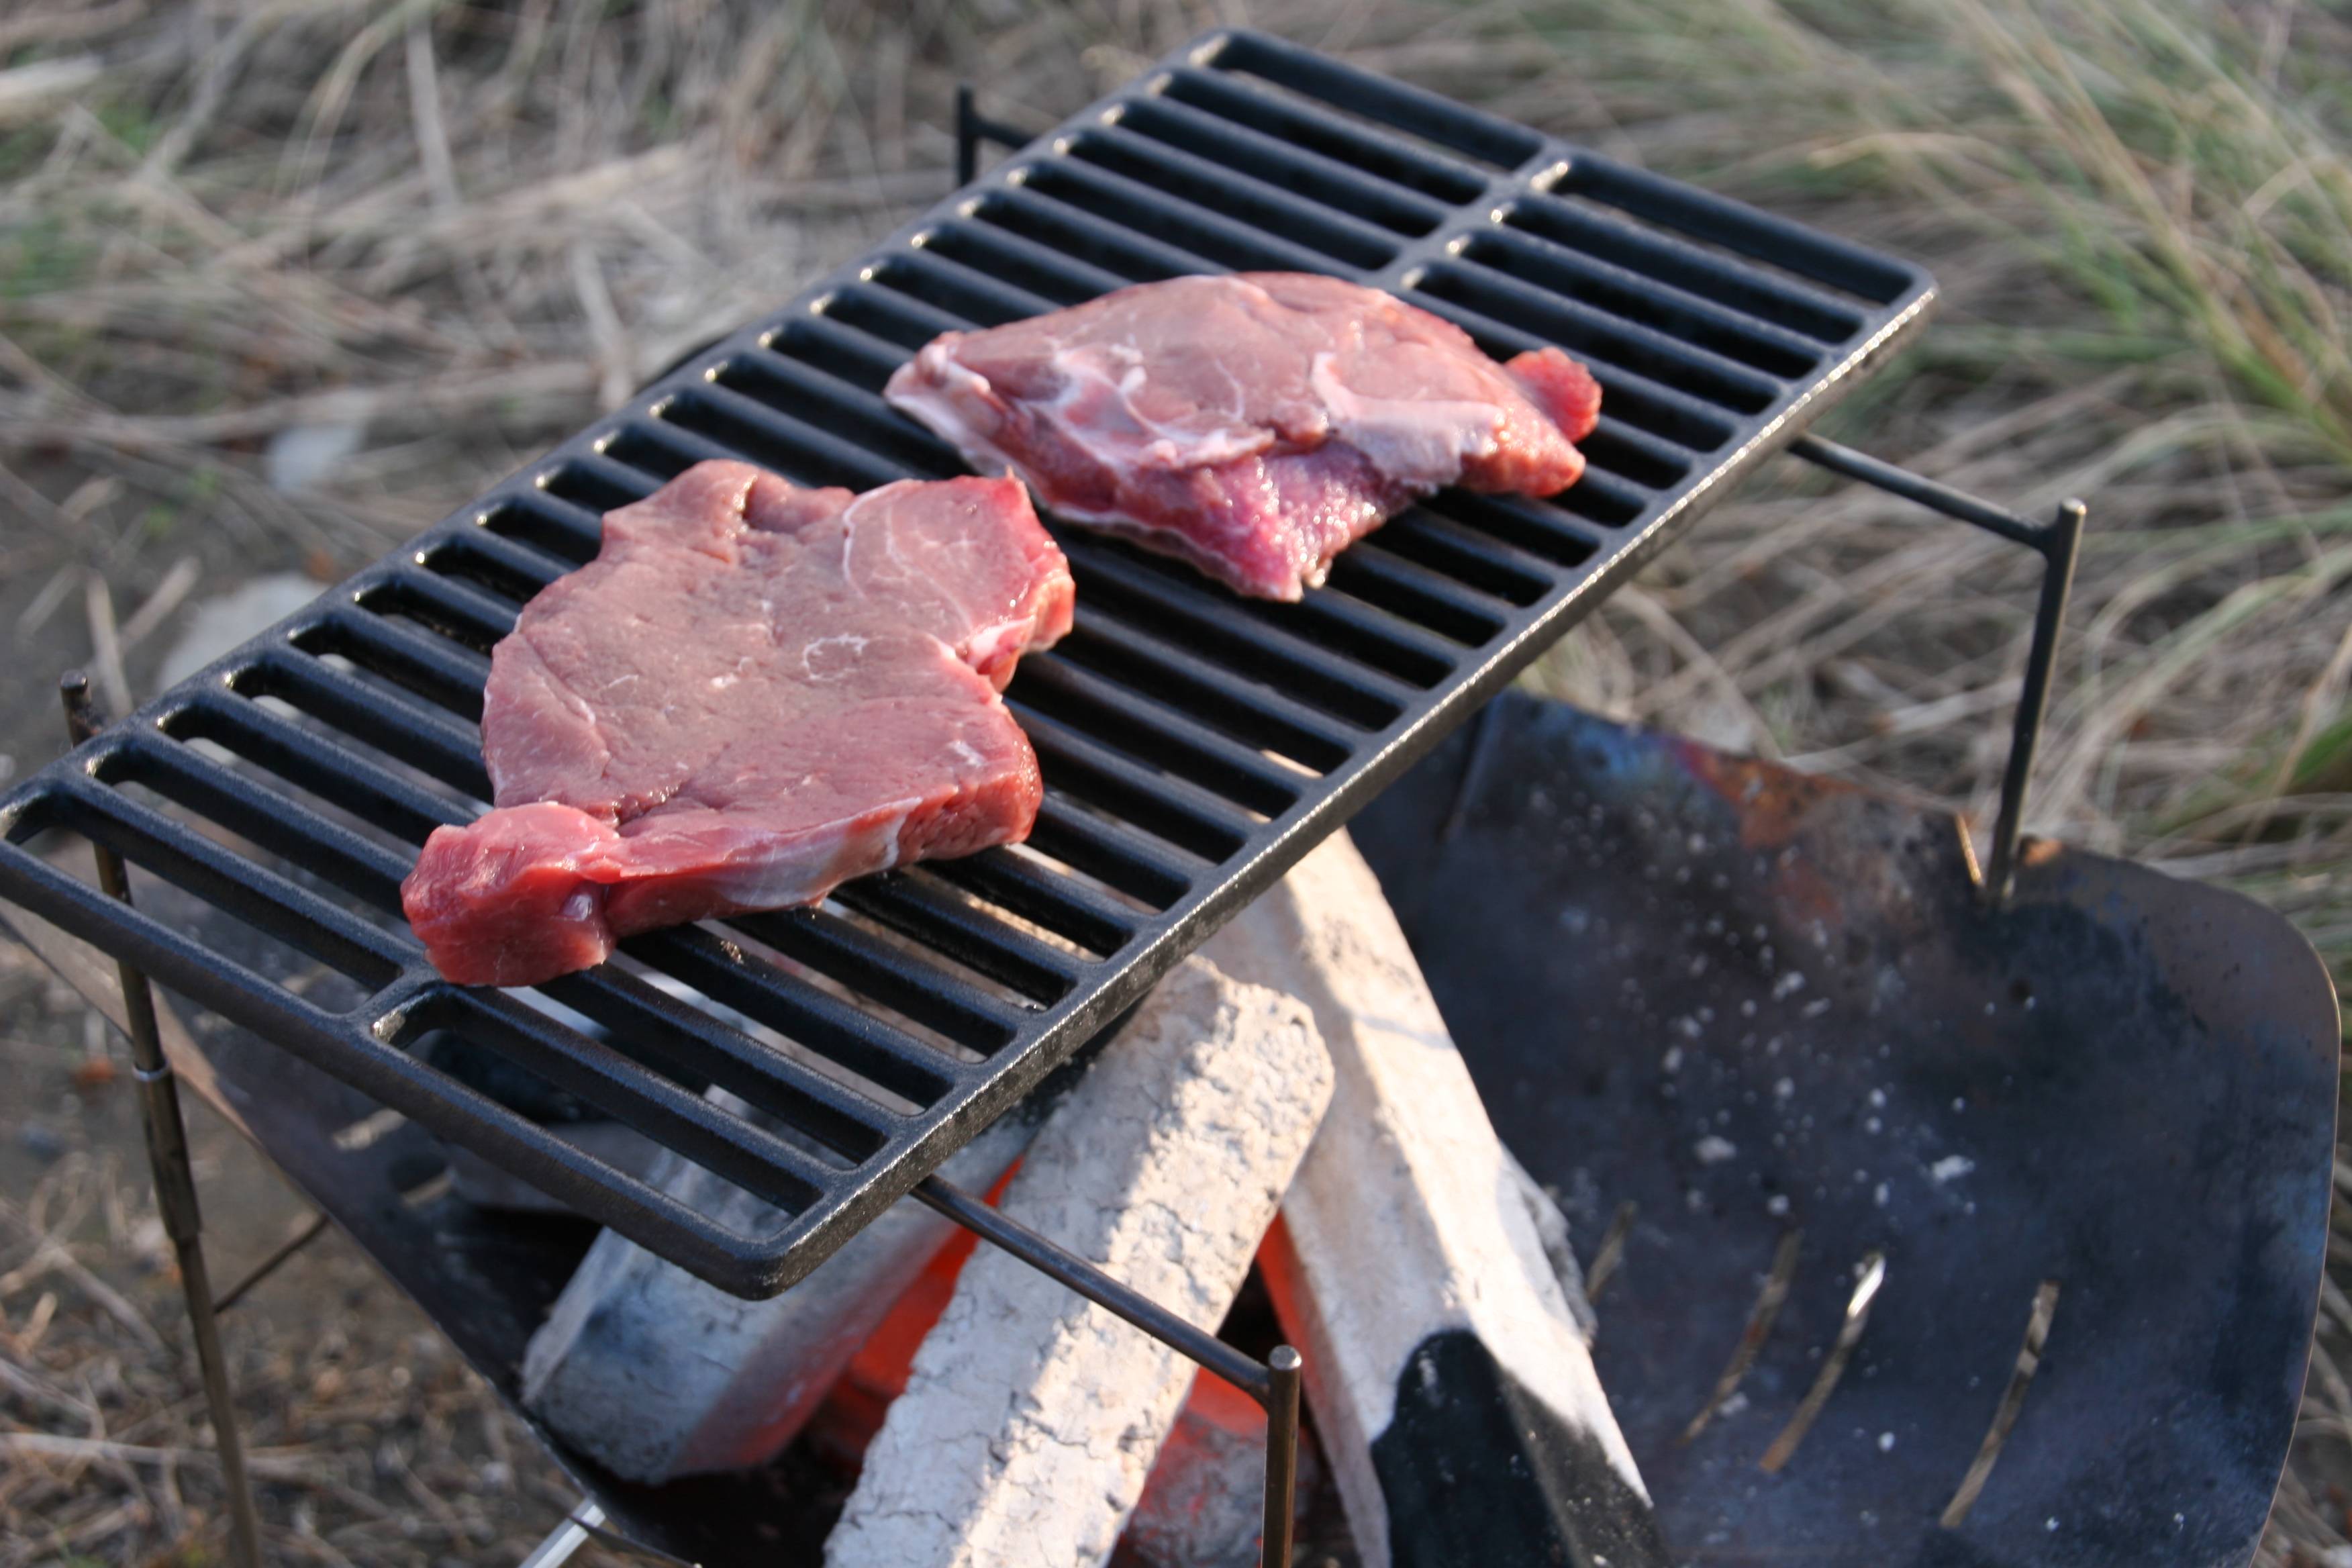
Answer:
[0, 30, 1932, 1298]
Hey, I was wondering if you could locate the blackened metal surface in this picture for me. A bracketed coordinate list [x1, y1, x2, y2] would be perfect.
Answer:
[1352, 693, 2337, 1568]
[0, 30, 1934, 1300]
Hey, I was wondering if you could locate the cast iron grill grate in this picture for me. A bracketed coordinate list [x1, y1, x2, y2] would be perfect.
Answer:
[0, 29, 1934, 1297]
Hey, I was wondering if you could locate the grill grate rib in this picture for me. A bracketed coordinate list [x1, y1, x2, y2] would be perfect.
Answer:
[0, 28, 1932, 1297]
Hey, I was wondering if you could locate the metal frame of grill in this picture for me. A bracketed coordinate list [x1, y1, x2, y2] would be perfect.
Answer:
[0, 27, 1941, 1304]
[0, 31, 2112, 1568]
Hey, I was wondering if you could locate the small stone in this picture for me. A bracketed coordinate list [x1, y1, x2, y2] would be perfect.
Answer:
[158, 574, 336, 691]
[129, 1216, 170, 1272]
[266, 421, 366, 494]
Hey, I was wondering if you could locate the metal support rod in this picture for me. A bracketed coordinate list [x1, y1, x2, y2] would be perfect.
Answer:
[1790, 436, 2087, 905]
[213, 1209, 332, 1314]
[915, 1175, 1302, 1567]
[954, 83, 978, 187]
[1262, 1345, 1302, 1568]
[914, 1175, 1271, 1398]
[953, 81, 1031, 188]
[60, 673, 264, 1568]
[1986, 499, 2084, 903]
[1790, 434, 2045, 546]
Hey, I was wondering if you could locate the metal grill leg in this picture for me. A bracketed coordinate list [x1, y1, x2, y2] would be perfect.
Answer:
[914, 1176, 1302, 1568]
[60, 674, 264, 1568]
[954, 84, 979, 187]
[952, 81, 1030, 187]
[1984, 500, 2084, 901]
[1790, 437, 2088, 906]
[1261, 1344, 1302, 1568]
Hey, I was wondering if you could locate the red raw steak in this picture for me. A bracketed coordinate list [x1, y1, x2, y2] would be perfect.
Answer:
[401, 460, 1075, 987]
[884, 272, 1600, 600]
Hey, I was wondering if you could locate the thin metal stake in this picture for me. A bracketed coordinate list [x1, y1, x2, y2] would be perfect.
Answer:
[61, 673, 264, 1568]
[213, 1209, 332, 1314]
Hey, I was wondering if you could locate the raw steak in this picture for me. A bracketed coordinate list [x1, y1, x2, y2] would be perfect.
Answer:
[883, 272, 1601, 601]
[400, 460, 1075, 987]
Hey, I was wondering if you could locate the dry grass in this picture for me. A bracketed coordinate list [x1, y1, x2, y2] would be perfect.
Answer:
[0, 940, 629, 1568]
[0, 0, 2347, 1563]
[1489, 0, 2352, 993]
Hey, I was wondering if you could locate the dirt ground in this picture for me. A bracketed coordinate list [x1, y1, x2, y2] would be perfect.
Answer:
[0, 940, 632, 1567]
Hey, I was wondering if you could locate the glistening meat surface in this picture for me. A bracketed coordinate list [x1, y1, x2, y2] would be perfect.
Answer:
[883, 272, 1600, 601]
[400, 460, 1075, 987]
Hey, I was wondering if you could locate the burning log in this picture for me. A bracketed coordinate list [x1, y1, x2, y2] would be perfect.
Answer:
[1204, 833, 1668, 1567]
[520, 1082, 1081, 1483]
[824, 957, 1332, 1568]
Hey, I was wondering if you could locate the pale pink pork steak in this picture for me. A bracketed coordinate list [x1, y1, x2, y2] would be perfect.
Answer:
[401, 460, 1075, 987]
[883, 272, 1602, 601]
